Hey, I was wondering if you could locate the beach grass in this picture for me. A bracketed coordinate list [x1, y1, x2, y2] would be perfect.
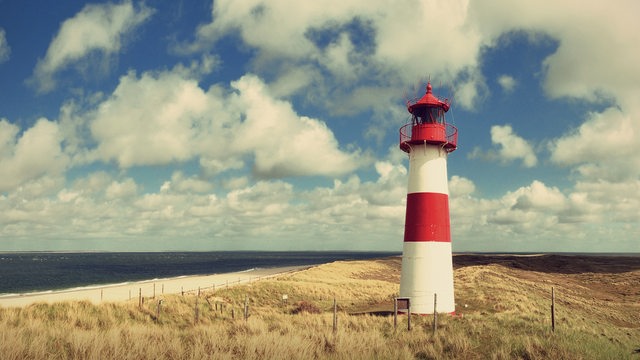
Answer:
[0, 255, 638, 359]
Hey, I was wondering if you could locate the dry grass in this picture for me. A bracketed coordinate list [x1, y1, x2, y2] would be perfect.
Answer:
[0, 255, 638, 359]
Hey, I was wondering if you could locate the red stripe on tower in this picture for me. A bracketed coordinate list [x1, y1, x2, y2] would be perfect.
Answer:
[404, 192, 451, 242]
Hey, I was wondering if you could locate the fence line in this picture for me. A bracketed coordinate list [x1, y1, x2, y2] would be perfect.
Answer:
[125, 280, 478, 336]
[92, 268, 303, 304]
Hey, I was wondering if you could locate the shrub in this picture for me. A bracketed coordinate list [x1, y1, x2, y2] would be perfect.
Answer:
[290, 301, 321, 314]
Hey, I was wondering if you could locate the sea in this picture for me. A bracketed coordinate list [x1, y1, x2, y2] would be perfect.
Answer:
[0, 251, 399, 296]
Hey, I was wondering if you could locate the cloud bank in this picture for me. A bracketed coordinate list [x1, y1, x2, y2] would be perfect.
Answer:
[2, 0, 640, 252]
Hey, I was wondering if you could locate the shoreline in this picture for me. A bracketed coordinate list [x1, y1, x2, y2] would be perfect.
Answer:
[0, 265, 310, 308]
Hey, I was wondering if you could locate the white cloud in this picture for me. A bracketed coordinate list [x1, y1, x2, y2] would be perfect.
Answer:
[469, 125, 537, 167]
[454, 71, 488, 110]
[571, 180, 640, 223]
[183, 0, 486, 112]
[449, 175, 475, 197]
[549, 107, 638, 181]
[468, 0, 640, 101]
[0, 145, 403, 249]
[375, 1, 482, 75]
[199, 157, 244, 177]
[538, 4, 640, 104]
[88, 69, 215, 167]
[187, 1, 350, 56]
[267, 65, 319, 98]
[63, 63, 361, 178]
[361, 161, 407, 207]
[448, 174, 640, 252]
[497, 74, 516, 93]
[449, 178, 616, 251]
[31, 1, 153, 92]
[163, 172, 214, 194]
[221, 176, 249, 191]
[490, 125, 537, 167]
[0, 118, 68, 192]
[69, 171, 113, 194]
[0, 28, 10, 63]
[510, 180, 566, 212]
[105, 178, 138, 199]
[231, 74, 362, 177]
[0, 119, 19, 156]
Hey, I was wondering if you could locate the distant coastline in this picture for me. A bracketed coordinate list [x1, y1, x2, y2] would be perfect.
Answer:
[454, 251, 640, 256]
[2, 250, 636, 255]
[2, 250, 637, 295]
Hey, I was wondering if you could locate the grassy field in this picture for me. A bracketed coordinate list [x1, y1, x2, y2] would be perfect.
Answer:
[0, 255, 638, 359]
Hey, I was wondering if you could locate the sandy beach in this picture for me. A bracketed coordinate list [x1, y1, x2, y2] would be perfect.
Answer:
[0, 265, 308, 308]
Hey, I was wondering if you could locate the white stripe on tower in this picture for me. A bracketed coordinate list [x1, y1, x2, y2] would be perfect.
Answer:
[406, 145, 449, 195]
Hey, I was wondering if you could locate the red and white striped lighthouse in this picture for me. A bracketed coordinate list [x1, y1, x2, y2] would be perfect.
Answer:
[399, 82, 457, 314]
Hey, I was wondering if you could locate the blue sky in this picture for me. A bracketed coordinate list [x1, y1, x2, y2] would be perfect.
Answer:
[0, 0, 638, 252]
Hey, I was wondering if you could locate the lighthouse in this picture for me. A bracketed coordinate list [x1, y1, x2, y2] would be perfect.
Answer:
[399, 82, 457, 314]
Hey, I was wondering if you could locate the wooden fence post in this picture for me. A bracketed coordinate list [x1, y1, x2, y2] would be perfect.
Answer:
[156, 300, 162, 322]
[551, 287, 556, 332]
[407, 300, 412, 331]
[393, 298, 398, 330]
[138, 288, 142, 309]
[433, 293, 438, 334]
[100, 289, 103, 302]
[333, 298, 338, 333]
[244, 295, 249, 321]
[194, 295, 200, 324]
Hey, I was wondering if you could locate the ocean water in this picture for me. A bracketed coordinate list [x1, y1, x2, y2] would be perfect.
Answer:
[0, 251, 399, 295]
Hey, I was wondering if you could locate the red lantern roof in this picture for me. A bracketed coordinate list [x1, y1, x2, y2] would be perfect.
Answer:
[407, 82, 450, 114]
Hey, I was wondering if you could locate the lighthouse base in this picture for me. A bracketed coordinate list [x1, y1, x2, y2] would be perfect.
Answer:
[399, 241, 455, 314]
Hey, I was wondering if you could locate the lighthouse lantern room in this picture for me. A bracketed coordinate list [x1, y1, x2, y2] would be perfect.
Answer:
[398, 82, 457, 314]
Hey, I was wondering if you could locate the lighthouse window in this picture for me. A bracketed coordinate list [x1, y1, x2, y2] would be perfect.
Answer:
[429, 107, 444, 124]
[413, 108, 428, 124]
[412, 106, 445, 124]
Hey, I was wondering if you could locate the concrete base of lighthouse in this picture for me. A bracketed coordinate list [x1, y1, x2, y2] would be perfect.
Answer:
[399, 241, 455, 314]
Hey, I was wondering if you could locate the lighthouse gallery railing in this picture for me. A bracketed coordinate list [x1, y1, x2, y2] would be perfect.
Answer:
[399, 122, 458, 153]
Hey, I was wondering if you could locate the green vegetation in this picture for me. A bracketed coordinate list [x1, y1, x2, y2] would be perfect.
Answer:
[0, 256, 638, 359]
